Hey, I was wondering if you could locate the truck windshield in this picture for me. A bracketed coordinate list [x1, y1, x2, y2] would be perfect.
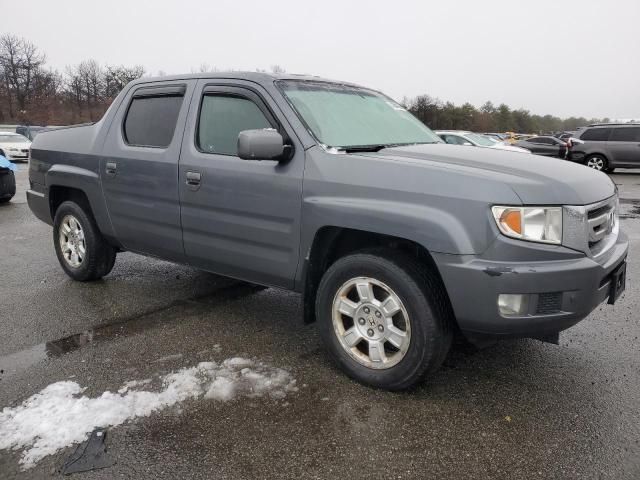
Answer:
[278, 81, 442, 150]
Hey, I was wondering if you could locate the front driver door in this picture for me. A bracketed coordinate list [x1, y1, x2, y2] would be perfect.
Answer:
[178, 81, 304, 288]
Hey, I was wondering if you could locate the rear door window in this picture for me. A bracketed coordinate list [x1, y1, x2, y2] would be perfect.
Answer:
[609, 127, 640, 142]
[529, 137, 550, 144]
[580, 128, 612, 141]
[123, 89, 185, 147]
[197, 95, 273, 156]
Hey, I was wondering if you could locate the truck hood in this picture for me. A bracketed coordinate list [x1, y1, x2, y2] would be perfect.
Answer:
[362, 143, 615, 205]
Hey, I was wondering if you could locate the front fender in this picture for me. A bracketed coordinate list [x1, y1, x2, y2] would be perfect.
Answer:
[302, 196, 477, 254]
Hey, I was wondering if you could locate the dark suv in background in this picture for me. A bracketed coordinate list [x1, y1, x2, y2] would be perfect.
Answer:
[571, 124, 640, 172]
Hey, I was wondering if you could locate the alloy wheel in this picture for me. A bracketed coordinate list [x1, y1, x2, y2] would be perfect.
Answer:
[331, 277, 411, 369]
[58, 214, 86, 268]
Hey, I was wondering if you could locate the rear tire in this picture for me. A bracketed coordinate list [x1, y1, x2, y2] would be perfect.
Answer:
[53, 200, 116, 281]
[316, 249, 453, 390]
[585, 154, 608, 171]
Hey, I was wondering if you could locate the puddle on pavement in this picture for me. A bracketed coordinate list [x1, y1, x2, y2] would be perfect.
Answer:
[618, 198, 640, 219]
[0, 283, 263, 381]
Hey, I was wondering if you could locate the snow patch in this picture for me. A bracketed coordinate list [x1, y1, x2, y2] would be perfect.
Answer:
[0, 358, 296, 469]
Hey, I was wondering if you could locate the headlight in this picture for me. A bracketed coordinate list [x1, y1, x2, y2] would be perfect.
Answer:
[492, 206, 562, 244]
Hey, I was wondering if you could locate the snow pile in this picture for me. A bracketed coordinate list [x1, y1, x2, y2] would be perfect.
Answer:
[0, 358, 297, 468]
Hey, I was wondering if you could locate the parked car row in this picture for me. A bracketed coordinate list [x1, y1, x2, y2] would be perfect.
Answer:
[435, 130, 531, 154]
[437, 124, 640, 172]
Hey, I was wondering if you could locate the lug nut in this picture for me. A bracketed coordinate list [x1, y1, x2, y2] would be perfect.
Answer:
[375, 311, 381, 318]
[358, 318, 366, 325]
[378, 325, 384, 332]
[364, 307, 370, 314]
[367, 329, 374, 337]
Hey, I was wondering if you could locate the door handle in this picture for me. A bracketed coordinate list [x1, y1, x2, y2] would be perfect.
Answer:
[105, 161, 117, 176]
[186, 170, 202, 190]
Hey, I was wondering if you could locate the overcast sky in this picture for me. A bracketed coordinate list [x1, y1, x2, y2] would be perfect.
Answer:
[5, 0, 639, 119]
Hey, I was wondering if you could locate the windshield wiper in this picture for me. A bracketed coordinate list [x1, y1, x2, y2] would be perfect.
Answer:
[337, 142, 440, 153]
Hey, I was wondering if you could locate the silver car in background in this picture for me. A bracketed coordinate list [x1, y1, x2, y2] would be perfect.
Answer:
[570, 123, 640, 172]
[0, 132, 31, 162]
[435, 130, 531, 153]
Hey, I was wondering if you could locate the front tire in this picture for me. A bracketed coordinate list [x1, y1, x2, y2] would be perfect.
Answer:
[53, 201, 116, 281]
[316, 250, 453, 390]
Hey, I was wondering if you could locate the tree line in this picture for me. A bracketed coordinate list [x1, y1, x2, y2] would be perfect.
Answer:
[1, 34, 606, 133]
[0, 35, 144, 125]
[403, 96, 607, 134]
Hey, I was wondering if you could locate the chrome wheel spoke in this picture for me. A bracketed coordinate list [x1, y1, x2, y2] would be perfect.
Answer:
[386, 325, 407, 349]
[381, 295, 401, 317]
[368, 340, 387, 363]
[343, 328, 362, 347]
[356, 281, 375, 302]
[337, 298, 358, 318]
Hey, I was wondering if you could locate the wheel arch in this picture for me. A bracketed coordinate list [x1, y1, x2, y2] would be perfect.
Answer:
[300, 226, 455, 326]
[46, 164, 117, 242]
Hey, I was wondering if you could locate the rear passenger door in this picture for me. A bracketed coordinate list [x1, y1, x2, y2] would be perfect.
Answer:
[607, 127, 640, 166]
[178, 81, 304, 288]
[527, 137, 557, 156]
[100, 81, 195, 262]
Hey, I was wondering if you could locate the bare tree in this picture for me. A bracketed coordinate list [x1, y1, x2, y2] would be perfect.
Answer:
[104, 64, 144, 98]
[0, 34, 46, 117]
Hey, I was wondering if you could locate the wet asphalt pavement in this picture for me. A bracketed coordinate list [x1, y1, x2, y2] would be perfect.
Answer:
[1, 165, 639, 479]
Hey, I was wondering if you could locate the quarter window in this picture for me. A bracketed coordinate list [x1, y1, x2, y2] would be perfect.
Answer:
[123, 94, 184, 147]
[609, 127, 640, 142]
[197, 95, 272, 156]
[580, 128, 612, 141]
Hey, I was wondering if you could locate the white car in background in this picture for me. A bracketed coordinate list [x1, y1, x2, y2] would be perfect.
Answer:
[0, 132, 31, 162]
[435, 130, 531, 153]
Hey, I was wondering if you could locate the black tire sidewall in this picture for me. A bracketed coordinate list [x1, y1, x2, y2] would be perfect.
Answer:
[316, 253, 447, 390]
[53, 201, 106, 281]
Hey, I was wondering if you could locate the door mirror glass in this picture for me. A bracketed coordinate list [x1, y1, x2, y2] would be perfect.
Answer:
[238, 129, 285, 161]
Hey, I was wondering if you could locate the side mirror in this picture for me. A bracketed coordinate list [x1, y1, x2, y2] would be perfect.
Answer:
[238, 129, 287, 161]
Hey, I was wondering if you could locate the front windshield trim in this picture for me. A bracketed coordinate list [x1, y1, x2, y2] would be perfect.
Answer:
[275, 79, 442, 151]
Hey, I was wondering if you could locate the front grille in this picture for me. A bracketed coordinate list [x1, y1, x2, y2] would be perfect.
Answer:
[536, 292, 562, 315]
[586, 198, 616, 251]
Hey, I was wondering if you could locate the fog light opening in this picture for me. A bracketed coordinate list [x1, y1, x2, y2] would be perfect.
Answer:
[498, 294, 529, 316]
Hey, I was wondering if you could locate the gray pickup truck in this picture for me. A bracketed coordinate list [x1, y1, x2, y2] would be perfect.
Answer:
[27, 73, 628, 390]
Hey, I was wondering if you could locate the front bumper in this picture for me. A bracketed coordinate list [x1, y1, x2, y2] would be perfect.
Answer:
[26, 184, 52, 225]
[4, 152, 29, 162]
[433, 232, 628, 339]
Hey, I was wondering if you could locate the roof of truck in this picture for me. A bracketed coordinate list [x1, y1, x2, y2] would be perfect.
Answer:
[130, 71, 361, 88]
